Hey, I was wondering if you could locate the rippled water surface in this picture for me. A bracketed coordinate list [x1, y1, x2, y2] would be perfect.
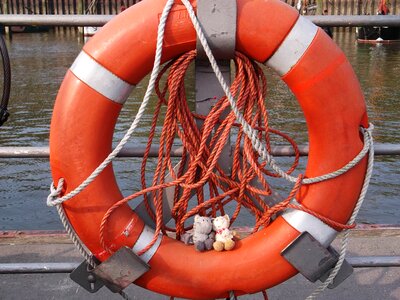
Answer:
[0, 29, 399, 229]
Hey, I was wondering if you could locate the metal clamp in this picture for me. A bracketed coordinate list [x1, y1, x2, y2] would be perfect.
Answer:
[281, 232, 353, 287]
[196, 0, 237, 60]
[92, 247, 150, 293]
[195, 0, 237, 175]
[70, 247, 150, 294]
[70, 259, 105, 293]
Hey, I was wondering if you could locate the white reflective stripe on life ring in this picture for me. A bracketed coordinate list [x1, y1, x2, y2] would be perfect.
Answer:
[132, 225, 162, 263]
[266, 16, 318, 77]
[282, 206, 338, 247]
[70, 51, 133, 104]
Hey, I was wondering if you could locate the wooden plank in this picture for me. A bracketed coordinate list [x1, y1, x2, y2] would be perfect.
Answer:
[32, 0, 37, 14]
[5, 0, 11, 14]
[23, 0, 28, 13]
[0, 231, 70, 245]
[372, 0, 376, 15]
[15, 0, 20, 14]
[21, 0, 25, 14]
[0, 225, 400, 245]
[48, 0, 55, 14]
[39, 0, 44, 14]
[110, 0, 114, 14]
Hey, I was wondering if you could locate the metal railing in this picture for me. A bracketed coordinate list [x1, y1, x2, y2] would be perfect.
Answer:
[0, 255, 399, 274]
[0, 14, 400, 27]
[0, 143, 399, 158]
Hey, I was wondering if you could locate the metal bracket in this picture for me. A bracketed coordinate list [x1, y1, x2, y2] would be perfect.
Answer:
[92, 246, 150, 293]
[70, 260, 105, 293]
[196, 0, 237, 60]
[70, 248, 150, 294]
[93, 247, 150, 293]
[319, 246, 354, 289]
[281, 232, 353, 286]
[196, 0, 237, 175]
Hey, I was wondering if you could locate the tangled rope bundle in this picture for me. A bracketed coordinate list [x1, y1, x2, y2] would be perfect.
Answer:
[98, 50, 355, 255]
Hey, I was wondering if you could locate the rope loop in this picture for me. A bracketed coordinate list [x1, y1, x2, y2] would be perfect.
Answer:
[46, 178, 65, 207]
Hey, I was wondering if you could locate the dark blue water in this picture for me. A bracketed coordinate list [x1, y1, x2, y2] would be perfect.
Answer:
[0, 29, 399, 230]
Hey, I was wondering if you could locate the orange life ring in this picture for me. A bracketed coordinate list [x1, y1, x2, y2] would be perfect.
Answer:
[50, 0, 368, 298]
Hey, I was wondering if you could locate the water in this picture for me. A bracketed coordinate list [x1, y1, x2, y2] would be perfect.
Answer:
[0, 29, 399, 230]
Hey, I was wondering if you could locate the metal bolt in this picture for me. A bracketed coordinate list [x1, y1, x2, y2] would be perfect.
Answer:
[87, 273, 96, 283]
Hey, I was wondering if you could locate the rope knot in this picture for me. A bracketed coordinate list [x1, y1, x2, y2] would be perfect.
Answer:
[47, 178, 65, 207]
[363, 123, 374, 134]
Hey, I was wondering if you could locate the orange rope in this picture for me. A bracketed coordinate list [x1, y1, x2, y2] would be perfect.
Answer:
[99, 51, 353, 255]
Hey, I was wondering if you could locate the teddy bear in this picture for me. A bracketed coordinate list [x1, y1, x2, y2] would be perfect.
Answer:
[180, 215, 215, 252]
[212, 214, 235, 251]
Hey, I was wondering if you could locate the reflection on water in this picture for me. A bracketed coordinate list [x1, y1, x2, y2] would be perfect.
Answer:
[0, 29, 399, 229]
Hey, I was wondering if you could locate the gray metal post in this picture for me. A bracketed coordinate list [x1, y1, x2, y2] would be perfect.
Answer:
[195, 0, 237, 175]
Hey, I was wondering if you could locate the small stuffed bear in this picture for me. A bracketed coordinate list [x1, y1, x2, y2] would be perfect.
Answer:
[212, 214, 235, 251]
[181, 215, 215, 252]
[193, 214, 215, 252]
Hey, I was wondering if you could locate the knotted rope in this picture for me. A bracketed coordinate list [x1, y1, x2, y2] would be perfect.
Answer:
[98, 50, 303, 254]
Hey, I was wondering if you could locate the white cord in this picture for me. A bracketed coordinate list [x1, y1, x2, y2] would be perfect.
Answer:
[48, 2, 176, 300]
[306, 126, 374, 299]
[47, 0, 176, 207]
[180, 0, 370, 186]
[172, 2, 375, 298]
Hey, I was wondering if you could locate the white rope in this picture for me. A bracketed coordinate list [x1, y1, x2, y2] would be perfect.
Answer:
[306, 125, 374, 299]
[174, 2, 375, 298]
[48, 2, 176, 299]
[179, 0, 370, 186]
[56, 199, 132, 299]
[47, 0, 176, 207]
[56, 202, 96, 268]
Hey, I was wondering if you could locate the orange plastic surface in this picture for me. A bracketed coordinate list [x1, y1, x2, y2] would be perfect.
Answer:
[50, 0, 368, 298]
